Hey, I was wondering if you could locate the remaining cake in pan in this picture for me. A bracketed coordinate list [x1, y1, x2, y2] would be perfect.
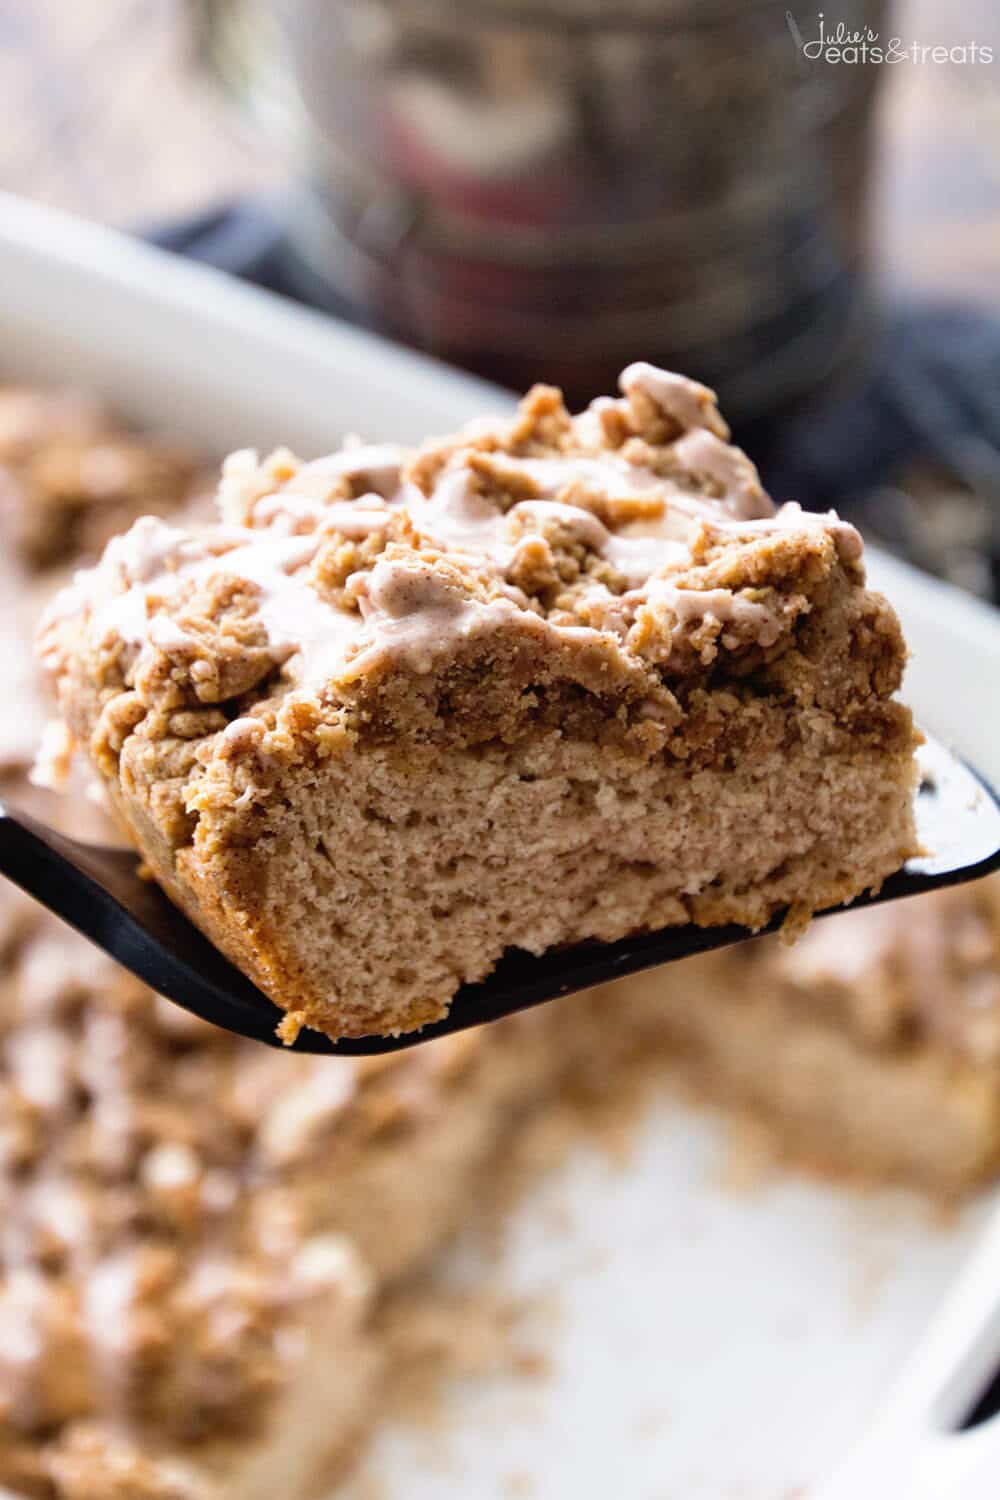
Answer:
[0, 384, 207, 778]
[616, 874, 1000, 1194]
[38, 363, 920, 1042]
[0, 384, 205, 571]
[0, 875, 595, 1500]
[2, 879, 999, 1500]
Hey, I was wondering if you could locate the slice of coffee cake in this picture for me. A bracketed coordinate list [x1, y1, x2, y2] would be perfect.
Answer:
[38, 364, 919, 1041]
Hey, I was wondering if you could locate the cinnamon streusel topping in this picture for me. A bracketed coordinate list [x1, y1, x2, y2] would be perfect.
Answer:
[40, 362, 865, 751]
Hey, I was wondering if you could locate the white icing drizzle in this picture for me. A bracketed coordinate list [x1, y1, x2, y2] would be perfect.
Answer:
[619, 361, 728, 436]
[6, 1026, 75, 1114]
[670, 429, 771, 520]
[57, 522, 362, 694]
[83, 1250, 139, 1419]
[0, 1268, 51, 1427]
[254, 495, 395, 540]
[602, 531, 691, 587]
[571, 393, 618, 447]
[343, 558, 522, 680]
[148, 615, 199, 652]
[291, 443, 406, 501]
[413, 467, 512, 558]
[46, 364, 865, 715]
[635, 578, 784, 648]
[517, 453, 666, 503]
[705, 502, 864, 565]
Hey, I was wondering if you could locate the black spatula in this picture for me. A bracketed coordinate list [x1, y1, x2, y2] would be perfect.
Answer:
[1, 735, 997, 1055]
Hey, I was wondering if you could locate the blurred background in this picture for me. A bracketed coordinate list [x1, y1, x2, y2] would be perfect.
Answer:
[2, 0, 999, 600]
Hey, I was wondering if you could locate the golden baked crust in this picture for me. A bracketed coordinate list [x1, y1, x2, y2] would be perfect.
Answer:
[38, 363, 920, 1040]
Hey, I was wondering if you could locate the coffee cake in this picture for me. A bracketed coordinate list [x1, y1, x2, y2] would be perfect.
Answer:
[38, 363, 920, 1041]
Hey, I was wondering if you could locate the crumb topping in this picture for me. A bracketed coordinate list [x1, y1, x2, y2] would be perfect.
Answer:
[39, 364, 871, 805]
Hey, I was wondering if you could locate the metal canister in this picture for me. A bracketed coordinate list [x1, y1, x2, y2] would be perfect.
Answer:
[200, 0, 890, 416]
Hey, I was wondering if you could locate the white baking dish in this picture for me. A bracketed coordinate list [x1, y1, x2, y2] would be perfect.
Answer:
[2, 192, 999, 1500]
